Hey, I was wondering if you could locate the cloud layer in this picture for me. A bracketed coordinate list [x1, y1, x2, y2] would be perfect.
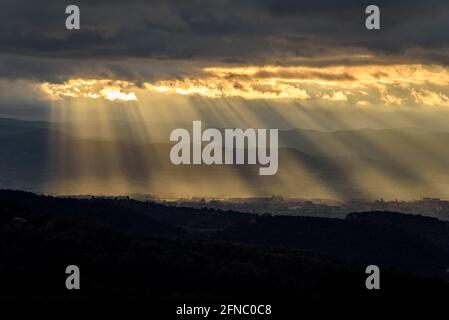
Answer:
[2, 0, 449, 83]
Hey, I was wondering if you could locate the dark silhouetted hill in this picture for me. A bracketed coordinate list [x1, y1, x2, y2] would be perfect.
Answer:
[1, 190, 449, 300]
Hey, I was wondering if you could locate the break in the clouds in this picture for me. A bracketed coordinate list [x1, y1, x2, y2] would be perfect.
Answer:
[41, 64, 449, 108]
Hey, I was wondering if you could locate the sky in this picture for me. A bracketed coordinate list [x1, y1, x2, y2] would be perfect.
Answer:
[2, 0, 449, 131]
[3, 0, 449, 198]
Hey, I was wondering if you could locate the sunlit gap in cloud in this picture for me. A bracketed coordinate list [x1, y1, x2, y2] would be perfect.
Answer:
[42, 79, 137, 102]
[143, 64, 449, 108]
[41, 64, 449, 108]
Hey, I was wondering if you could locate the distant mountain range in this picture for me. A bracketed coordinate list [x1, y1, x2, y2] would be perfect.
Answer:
[1, 117, 448, 199]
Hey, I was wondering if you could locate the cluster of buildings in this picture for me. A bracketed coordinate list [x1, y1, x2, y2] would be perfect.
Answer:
[161, 196, 449, 221]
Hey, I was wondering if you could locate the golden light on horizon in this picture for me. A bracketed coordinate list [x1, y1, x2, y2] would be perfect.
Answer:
[101, 88, 137, 101]
[143, 64, 449, 106]
[143, 78, 312, 100]
[42, 79, 138, 102]
[40, 64, 449, 109]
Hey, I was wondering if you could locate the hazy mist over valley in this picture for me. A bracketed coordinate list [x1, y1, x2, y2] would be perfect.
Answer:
[1, 117, 449, 200]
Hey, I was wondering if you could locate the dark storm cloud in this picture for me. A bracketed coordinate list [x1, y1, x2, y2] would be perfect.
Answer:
[1, 0, 449, 82]
[270, 0, 439, 15]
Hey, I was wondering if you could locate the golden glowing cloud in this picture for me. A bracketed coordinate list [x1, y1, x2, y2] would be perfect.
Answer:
[142, 64, 449, 106]
[411, 89, 449, 106]
[42, 79, 137, 102]
[144, 78, 311, 100]
[322, 91, 348, 101]
[101, 89, 137, 101]
[41, 64, 449, 107]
